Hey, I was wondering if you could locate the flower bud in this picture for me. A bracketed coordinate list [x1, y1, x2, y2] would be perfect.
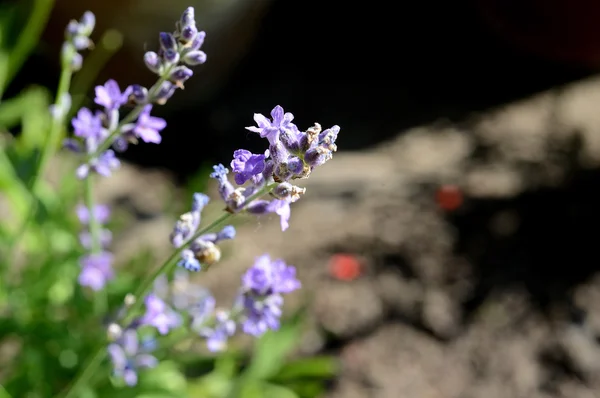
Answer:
[190, 31, 206, 51]
[180, 7, 196, 28]
[152, 81, 176, 105]
[163, 48, 180, 65]
[183, 50, 207, 65]
[129, 84, 148, 104]
[159, 32, 177, 52]
[124, 294, 136, 307]
[79, 11, 96, 36]
[169, 66, 193, 88]
[144, 51, 161, 74]
[107, 323, 123, 341]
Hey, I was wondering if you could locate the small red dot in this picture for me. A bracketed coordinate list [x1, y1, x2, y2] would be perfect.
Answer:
[436, 184, 463, 211]
[329, 254, 362, 281]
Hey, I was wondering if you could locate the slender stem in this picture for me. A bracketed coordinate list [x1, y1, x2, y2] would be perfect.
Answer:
[60, 212, 232, 398]
[6, 66, 73, 261]
[84, 175, 107, 315]
[83, 176, 101, 254]
[60, 183, 276, 398]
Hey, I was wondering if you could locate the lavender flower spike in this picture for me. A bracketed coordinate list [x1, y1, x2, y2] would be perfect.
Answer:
[237, 254, 301, 336]
[78, 252, 114, 291]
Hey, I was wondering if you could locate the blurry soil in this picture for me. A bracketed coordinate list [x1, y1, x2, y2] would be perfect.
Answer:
[103, 75, 600, 398]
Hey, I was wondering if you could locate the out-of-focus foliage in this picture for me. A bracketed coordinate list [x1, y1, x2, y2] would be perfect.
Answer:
[0, 2, 336, 397]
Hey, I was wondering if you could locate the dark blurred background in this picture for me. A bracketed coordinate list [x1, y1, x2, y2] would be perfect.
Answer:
[7, 0, 600, 180]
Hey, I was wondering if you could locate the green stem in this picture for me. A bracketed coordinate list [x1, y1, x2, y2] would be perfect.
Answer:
[60, 183, 276, 398]
[83, 175, 101, 254]
[60, 212, 232, 398]
[84, 174, 107, 315]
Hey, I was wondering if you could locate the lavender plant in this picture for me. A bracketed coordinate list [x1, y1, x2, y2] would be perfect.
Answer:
[11, 6, 341, 397]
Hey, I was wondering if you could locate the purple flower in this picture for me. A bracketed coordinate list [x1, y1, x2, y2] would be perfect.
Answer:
[132, 105, 166, 144]
[76, 150, 120, 179]
[268, 199, 291, 231]
[72, 107, 103, 140]
[94, 79, 132, 109]
[76, 204, 111, 224]
[196, 310, 236, 352]
[140, 294, 182, 335]
[108, 329, 158, 386]
[240, 294, 283, 337]
[237, 254, 300, 336]
[78, 252, 114, 291]
[245, 105, 299, 145]
[242, 254, 301, 295]
[231, 149, 266, 185]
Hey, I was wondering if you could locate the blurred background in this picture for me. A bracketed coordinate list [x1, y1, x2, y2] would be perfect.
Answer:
[3, 0, 600, 397]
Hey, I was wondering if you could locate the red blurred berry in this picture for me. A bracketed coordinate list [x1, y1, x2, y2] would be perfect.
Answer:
[436, 184, 463, 211]
[329, 253, 362, 281]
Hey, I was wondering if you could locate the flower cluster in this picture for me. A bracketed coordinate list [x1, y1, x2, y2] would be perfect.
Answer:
[76, 204, 112, 250]
[63, 11, 95, 72]
[142, 255, 300, 353]
[236, 254, 301, 336]
[55, 6, 339, 391]
[64, 6, 208, 180]
[107, 329, 158, 386]
[209, 105, 340, 231]
[76, 205, 114, 291]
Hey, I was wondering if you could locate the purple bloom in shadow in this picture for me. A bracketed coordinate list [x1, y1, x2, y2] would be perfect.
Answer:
[230, 149, 266, 185]
[78, 252, 114, 291]
[131, 105, 166, 144]
[108, 329, 158, 386]
[195, 309, 236, 352]
[140, 294, 182, 335]
[240, 294, 283, 337]
[94, 79, 132, 109]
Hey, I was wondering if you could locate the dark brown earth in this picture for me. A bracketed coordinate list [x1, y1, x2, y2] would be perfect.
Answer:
[99, 75, 600, 398]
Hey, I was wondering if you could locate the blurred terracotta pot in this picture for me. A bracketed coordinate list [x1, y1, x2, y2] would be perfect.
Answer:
[475, 0, 600, 68]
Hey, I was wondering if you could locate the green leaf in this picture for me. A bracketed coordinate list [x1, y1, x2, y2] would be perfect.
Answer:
[277, 380, 327, 398]
[262, 383, 300, 398]
[187, 372, 233, 398]
[0, 0, 55, 97]
[139, 361, 187, 395]
[272, 356, 339, 381]
[0, 145, 30, 227]
[244, 312, 305, 381]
